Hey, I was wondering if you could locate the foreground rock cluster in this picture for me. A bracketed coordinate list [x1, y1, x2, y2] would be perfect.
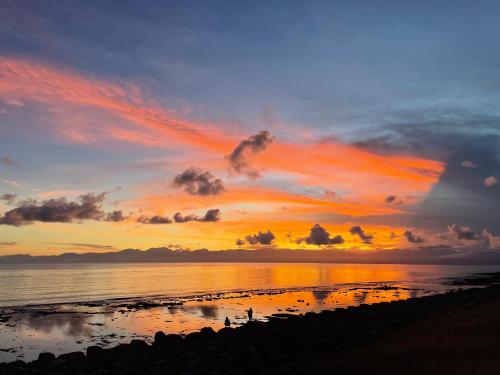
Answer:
[1, 285, 499, 375]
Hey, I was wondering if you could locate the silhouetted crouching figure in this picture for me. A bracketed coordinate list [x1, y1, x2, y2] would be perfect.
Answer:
[224, 316, 231, 327]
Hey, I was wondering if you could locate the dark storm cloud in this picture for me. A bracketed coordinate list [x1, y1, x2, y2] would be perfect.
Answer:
[137, 215, 172, 224]
[354, 119, 500, 232]
[173, 209, 221, 223]
[172, 168, 224, 196]
[349, 225, 374, 244]
[105, 210, 126, 222]
[245, 230, 275, 245]
[403, 230, 425, 244]
[0, 193, 17, 205]
[0, 193, 109, 226]
[0, 156, 16, 166]
[227, 130, 274, 179]
[297, 224, 344, 246]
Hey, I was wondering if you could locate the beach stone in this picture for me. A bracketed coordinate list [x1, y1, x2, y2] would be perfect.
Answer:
[154, 331, 183, 347]
[57, 351, 85, 362]
[217, 327, 235, 337]
[200, 327, 216, 336]
[49, 359, 67, 369]
[86, 345, 104, 358]
[184, 332, 203, 344]
[38, 352, 56, 364]
[130, 339, 149, 350]
[154, 331, 167, 344]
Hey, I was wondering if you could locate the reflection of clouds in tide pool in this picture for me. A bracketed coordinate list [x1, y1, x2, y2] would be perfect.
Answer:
[26, 313, 92, 337]
[0, 283, 441, 362]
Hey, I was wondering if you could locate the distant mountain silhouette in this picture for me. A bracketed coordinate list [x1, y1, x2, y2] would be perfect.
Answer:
[1, 246, 500, 265]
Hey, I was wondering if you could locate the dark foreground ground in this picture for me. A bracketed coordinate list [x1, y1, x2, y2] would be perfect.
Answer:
[2, 284, 500, 375]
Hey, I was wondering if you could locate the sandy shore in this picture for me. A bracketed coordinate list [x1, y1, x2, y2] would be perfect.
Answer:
[1, 276, 500, 374]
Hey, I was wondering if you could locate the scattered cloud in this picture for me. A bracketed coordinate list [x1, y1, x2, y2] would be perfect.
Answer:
[297, 224, 344, 246]
[137, 215, 172, 224]
[105, 210, 126, 222]
[227, 130, 274, 179]
[482, 229, 500, 249]
[0, 241, 17, 246]
[0, 193, 17, 205]
[385, 195, 412, 205]
[174, 209, 221, 223]
[323, 190, 336, 200]
[139, 209, 221, 224]
[54, 242, 116, 250]
[349, 225, 374, 244]
[403, 230, 425, 244]
[0, 192, 113, 226]
[484, 176, 498, 187]
[461, 160, 477, 168]
[447, 224, 481, 241]
[244, 230, 275, 245]
[172, 168, 224, 196]
[2, 179, 24, 188]
[236, 238, 245, 246]
[0, 156, 16, 166]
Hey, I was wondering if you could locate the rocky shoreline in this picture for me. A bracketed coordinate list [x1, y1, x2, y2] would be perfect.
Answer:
[2, 282, 500, 374]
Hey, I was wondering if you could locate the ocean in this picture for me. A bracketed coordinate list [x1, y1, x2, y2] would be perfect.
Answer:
[1, 262, 499, 362]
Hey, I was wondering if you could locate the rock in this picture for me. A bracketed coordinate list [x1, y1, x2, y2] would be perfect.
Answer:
[184, 332, 202, 344]
[37, 352, 56, 364]
[154, 330, 167, 343]
[130, 339, 149, 350]
[49, 359, 67, 369]
[200, 327, 216, 336]
[154, 331, 183, 347]
[217, 327, 235, 337]
[86, 345, 104, 358]
[57, 351, 85, 362]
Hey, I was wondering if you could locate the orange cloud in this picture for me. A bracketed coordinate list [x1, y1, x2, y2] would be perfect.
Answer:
[0, 56, 235, 152]
[0, 57, 444, 212]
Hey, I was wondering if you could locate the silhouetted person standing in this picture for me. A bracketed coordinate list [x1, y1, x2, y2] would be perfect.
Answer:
[224, 316, 231, 327]
[247, 307, 253, 320]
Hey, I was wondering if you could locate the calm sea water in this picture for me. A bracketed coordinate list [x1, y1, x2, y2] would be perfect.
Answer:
[1, 262, 500, 362]
[1, 262, 499, 307]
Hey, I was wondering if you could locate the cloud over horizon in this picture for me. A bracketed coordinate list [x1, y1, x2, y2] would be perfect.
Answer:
[0, 193, 114, 226]
[403, 230, 425, 244]
[244, 230, 276, 246]
[297, 224, 344, 246]
[138, 209, 221, 225]
[349, 226, 374, 244]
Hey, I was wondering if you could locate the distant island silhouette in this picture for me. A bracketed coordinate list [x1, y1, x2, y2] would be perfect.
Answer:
[1, 247, 500, 265]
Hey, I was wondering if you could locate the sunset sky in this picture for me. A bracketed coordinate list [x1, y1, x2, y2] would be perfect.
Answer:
[0, 0, 499, 255]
